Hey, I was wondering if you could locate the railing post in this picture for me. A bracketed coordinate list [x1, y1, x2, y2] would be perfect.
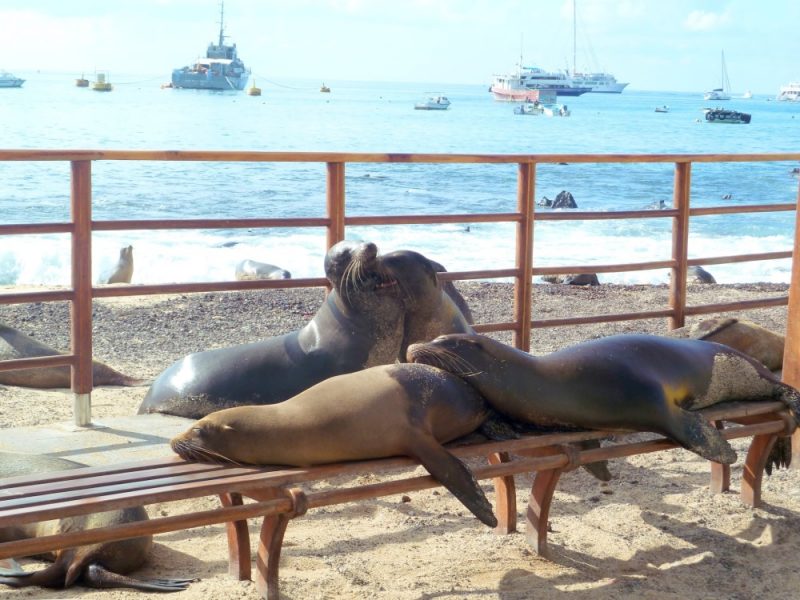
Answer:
[785, 184, 800, 467]
[326, 162, 346, 249]
[669, 161, 691, 330]
[513, 162, 535, 351]
[71, 160, 93, 426]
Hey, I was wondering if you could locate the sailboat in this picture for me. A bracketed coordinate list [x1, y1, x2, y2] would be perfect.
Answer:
[704, 51, 731, 101]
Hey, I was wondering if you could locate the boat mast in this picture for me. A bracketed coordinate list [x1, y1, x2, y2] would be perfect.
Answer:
[573, 0, 577, 75]
[218, 1, 225, 47]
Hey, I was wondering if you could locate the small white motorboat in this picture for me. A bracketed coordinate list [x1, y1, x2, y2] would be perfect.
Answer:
[655, 105, 669, 113]
[542, 103, 570, 117]
[513, 101, 543, 115]
[414, 94, 451, 110]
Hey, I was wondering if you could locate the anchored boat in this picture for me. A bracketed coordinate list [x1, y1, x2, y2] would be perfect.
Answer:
[703, 107, 751, 124]
[171, 1, 250, 91]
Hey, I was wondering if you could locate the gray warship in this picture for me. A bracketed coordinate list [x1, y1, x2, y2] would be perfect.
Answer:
[171, 2, 250, 91]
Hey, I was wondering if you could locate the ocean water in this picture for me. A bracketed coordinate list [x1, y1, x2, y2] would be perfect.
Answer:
[1, 71, 798, 286]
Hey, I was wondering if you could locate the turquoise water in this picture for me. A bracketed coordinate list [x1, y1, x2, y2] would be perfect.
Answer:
[1, 72, 798, 285]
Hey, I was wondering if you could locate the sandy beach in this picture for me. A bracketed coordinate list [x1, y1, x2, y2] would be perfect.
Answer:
[2, 281, 799, 600]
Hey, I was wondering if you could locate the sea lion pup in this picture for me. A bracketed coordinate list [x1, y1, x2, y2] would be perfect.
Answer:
[666, 317, 785, 372]
[234, 259, 291, 280]
[408, 333, 800, 470]
[105, 245, 134, 284]
[170, 363, 497, 528]
[0, 451, 192, 592]
[0, 324, 143, 388]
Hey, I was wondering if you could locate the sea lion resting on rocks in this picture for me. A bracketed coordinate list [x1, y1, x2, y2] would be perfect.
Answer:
[0, 451, 191, 592]
[234, 259, 291, 280]
[139, 240, 473, 419]
[0, 325, 143, 388]
[408, 333, 800, 472]
[171, 363, 497, 527]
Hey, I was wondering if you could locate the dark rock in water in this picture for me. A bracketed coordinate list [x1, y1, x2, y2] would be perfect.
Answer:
[687, 265, 716, 284]
[643, 200, 668, 210]
[541, 273, 600, 286]
[552, 190, 577, 209]
[218, 241, 240, 248]
[538, 196, 552, 207]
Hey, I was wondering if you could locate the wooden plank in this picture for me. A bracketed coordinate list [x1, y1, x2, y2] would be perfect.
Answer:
[669, 162, 691, 329]
[514, 162, 535, 351]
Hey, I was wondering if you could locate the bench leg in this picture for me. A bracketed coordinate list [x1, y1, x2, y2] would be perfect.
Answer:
[742, 433, 777, 508]
[488, 451, 516, 534]
[709, 420, 731, 494]
[219, 493, 252, 580]
[526, 468, 562, 557]
[248, 487, 308, 600]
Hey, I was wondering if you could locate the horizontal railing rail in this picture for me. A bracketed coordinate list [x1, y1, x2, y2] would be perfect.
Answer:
[0, 150, 797, 430]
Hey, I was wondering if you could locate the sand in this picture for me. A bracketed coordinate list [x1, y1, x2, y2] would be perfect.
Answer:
[2, 282, 799, 600]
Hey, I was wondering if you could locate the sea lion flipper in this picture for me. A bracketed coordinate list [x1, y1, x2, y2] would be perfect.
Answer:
[671, 411, 737, 464]
[411, 436, 497, 528]
[82, 564, 194, 592]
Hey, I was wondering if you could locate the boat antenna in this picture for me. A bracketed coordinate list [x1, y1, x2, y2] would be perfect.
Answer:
[218, 1, 226, 47]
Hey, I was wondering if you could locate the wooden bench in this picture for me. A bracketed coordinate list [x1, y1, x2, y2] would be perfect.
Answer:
[0, 400, 794, 599]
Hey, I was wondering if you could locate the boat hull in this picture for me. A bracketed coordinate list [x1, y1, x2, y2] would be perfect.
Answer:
[171, 69, 249, 91]
[490, 85, 588, 101]
[0, 79, 24, 88]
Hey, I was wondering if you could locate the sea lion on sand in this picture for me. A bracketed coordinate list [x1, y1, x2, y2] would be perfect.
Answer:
[667, 317, 785, 371]
[408, 333, 800, 469]
[139, 241, 473, 419]
[105, 245, 134, 284]
[170, 363, 497, 527]
[234, 259, 291, 280]
[0, 451, 191, 592]
[0, 324, 143, 388]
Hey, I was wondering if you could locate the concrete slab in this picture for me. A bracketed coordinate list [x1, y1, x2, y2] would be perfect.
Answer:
[0, 414, 194, 467]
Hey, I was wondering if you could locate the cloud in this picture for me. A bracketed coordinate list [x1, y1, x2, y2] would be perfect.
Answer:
[683, 9, 731, 31]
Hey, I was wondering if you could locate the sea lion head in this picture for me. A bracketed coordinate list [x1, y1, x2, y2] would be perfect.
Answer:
[171, 411, 256, 465]
[407, 333, 491, 377]
[324, 240, 400, 309]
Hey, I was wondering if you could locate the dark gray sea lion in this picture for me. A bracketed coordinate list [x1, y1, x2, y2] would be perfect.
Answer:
[138, 241, 472, 419]
[0, 451, 191, 592]
[541, 273, 600, 286]
[170, 363, 497, 527]
[687, 265, 716, 284]
[408, 333, 800, 468]
[105, 245, 134, 284]
[0, 324, 143, 388]
[234, 259, 291, 280]
[666, 317, 785, 371]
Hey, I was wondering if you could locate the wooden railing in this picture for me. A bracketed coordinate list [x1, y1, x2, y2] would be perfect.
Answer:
[0, 150, 798, 430]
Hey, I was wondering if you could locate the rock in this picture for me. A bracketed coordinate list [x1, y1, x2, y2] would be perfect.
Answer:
[552, 190, 577, 209]
[538, 196, 552, 207]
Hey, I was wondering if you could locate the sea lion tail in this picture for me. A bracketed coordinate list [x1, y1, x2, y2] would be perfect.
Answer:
[81, 564, 194, 592]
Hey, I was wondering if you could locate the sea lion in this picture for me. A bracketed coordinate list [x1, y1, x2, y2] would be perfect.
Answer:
[0, 324, 143, 388]
[408, 333, 800, 468]
[0, 451, 191, 592]
[666, 317, 785, 371]
[170, 363, 497, 527]
[687, 265, 716, 284]
[138, 241, 473, 419]
[105, 245, 133, 284]
[234, 259, 291, 280]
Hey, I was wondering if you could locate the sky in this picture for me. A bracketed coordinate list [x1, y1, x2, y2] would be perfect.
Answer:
[1, 0, 798, 93]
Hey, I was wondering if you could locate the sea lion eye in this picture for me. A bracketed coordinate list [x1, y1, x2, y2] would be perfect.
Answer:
[192, 426, 203, 435]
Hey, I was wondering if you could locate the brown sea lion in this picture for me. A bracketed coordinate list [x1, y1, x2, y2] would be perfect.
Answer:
[408, 333, 800, 469]
[0, 451, 191, 592]
[170, 363, 497, 527]
[105, 245, 134, 284]
[138, 241, 473, 419]
[667, 317, 785, 371]
[0, 324, 143, 388]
